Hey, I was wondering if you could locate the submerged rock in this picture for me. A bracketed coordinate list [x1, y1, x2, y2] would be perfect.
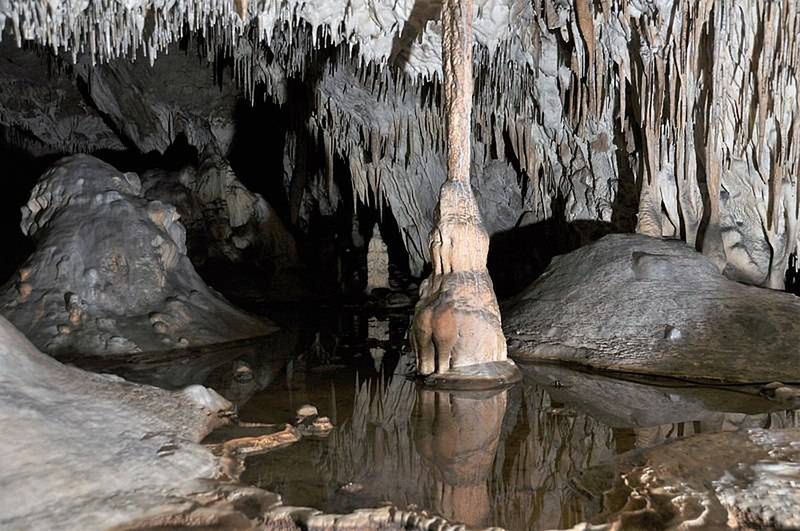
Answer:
[0, 155, 275, 356]
[504, 234, 800, 383]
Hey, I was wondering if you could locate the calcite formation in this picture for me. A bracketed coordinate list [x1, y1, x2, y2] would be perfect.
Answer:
[3, 1, 800, 288]
[0, 154, 275, 356]
[141, 150, 297, 271]
[365, 227, 389, 293]
[572, 428, 800, 529]
[504, 234, 800, 383]
[410, 0, 519, 388]
[0, 314, 235, 530]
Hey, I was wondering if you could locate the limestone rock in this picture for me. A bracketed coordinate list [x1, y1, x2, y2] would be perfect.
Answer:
[76, 43, 240, 155]
[141, 151, 298, 271]
[0, 40, 125, 156]
[0, 154, 275, 356]
[411, 177, 516, 387]
[0, 315, 235, 529]
[366, 228, 390, 293]
[569, 428, 800, 529]
[505, 234, 800, 383]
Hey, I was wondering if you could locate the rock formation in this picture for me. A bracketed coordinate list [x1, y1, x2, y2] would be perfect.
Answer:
[365, 227, 389, 293]
[504, 234, 800, 383]
[572, 428, 800, 529]
[1, 2, 800, 526]
[410, 0, 519, 388]
[0, 155, 275, 356]
[1, 1, 800, 289]
[0, 314, 237, 529]
[141, 150, 298, 274]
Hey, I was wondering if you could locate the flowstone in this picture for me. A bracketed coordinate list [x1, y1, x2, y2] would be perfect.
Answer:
[410, 0, 519, 389]
[568, 428, 800, 529]
[0, 154, 275, 356]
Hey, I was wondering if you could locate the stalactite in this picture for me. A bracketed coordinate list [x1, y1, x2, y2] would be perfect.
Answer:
[2, 0, 799, 287]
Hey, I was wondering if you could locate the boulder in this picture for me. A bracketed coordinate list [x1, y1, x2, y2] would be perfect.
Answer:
[504, 234, 800, 383]
[0, 155, 275, 356]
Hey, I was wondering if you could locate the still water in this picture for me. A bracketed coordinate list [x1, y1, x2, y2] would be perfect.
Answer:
[63, 307, 799, 530]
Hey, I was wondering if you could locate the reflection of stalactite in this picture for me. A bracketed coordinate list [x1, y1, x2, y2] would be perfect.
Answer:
[631, 411, 800, 449]
[312, 370, 615, 530]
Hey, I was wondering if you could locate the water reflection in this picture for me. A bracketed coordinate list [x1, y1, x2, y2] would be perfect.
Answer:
[74, 305, 796, 529]
[413, 388, 506, 527]
[244, 360, 622, 529]
[241, 346, 798, 530]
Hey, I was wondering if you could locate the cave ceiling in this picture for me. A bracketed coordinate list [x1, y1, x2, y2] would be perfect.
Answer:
[1, 0, 799, 287]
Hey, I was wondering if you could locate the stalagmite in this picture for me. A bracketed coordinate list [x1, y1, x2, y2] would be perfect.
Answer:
[410, 0, 520, 389]
[366, 227, 390, 293]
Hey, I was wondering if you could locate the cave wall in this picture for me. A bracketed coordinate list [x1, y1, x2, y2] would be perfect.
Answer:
[1, 0, 798, 288]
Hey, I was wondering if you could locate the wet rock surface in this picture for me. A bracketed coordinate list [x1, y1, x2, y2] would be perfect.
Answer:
[504, 234, 800, 383]
[571, 428, 800, 530]
[0, 155, 275, 356]
[0, 315, 234, 530]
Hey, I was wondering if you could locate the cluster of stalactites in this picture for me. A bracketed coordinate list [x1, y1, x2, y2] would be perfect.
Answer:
[0, 0, 599, 215]
[584, 0, 800, 287]
[4, 0, 800, 287]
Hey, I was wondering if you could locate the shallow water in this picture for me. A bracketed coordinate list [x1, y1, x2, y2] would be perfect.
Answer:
[64, 307, 800, 530]
[232, 310, 797, 530]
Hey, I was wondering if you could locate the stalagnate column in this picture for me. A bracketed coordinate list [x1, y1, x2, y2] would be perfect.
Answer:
[410, 0, 520, 389]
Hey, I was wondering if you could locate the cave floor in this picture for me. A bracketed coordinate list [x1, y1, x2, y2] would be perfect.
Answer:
[59, 303, 799, 530]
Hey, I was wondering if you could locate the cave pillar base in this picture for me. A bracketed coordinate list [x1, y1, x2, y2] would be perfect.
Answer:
[410, 181, 521, 390]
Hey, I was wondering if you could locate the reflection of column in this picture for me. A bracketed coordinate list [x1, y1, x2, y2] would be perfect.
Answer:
[413, 388, 508, 528]
[367, 316, 389, 371]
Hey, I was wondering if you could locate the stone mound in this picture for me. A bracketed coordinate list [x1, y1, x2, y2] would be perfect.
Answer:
[504, 234, 800, 383]
[1, 155, 275, 356]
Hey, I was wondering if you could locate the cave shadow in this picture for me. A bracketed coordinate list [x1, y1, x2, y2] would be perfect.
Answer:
[228, 95, 290, 220]
[0, 138, 58, 285]
[488, 193, 616, 300]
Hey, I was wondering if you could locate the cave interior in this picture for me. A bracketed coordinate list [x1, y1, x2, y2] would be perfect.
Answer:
[0, 1, 799, 530]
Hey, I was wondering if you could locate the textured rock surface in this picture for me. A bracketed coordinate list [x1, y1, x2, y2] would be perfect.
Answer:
[3, 1, 800, 287]
[411, 0, 518, 387]
[0, 154, 274, 356]
[76, 43, 240, 155]
[570, 428, 800, 529]
[505, 234, 800, 383]
[0, 39, 125, 156]
[141, 151, 297, 270]
[0, 314, 236, 530]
